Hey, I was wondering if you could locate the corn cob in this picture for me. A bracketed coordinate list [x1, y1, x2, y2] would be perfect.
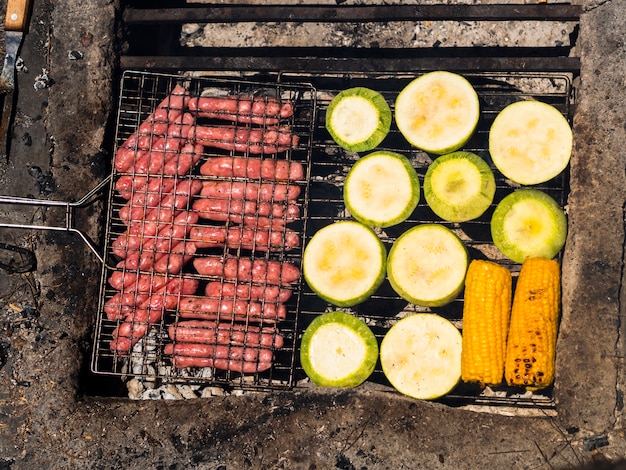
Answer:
[504, 257, 561, 390]
[461, 259, 512, 386]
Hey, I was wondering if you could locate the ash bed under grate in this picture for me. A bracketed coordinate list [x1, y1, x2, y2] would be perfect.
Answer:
[91, 69, 572, 410]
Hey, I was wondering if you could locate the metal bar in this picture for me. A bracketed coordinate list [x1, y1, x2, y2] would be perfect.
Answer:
[0, 176, 110, 262]
[120, 54, 581, 74]
[123, 4, 583, 25]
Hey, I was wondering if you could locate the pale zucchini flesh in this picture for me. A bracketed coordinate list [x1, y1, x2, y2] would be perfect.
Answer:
[491, 188, 567, 263]
[489, 100, 573, 185]
[300, 311, 378, 388]
[395, 71, 480, 154]
[303, 221, 387, 307]
[344, 151, 420, 228]
[326, 87, 392, 152]
[387, 224, 468, 307]
[380, 313, 462, 400]
[424, 151, 496, 222]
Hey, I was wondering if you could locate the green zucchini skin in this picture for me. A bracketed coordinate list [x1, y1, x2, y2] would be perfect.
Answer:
[326, 87, 392, 152]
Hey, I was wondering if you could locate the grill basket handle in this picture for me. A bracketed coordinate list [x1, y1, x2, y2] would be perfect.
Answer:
[0, 175, 111, 264]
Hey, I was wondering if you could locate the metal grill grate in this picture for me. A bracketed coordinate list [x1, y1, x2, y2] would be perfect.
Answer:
[91, 71, 317, 390]
[279, 70, 572, 409]
[91, 69, 573, 409]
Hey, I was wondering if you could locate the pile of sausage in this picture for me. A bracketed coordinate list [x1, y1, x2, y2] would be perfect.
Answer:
[103, 84, 305, 375]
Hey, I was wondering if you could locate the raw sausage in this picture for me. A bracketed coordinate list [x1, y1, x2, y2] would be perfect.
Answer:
[188, 125, 299, 154]
[168, 320, 284, 349]
[189, 225, 300, 252]
[113, 85, 189, 172]
[192, 256, 301, 286]
[204, 280, 292, 303]
[111, 210, 198, 259]
[164, 342, 274, 364]
[168, 354, 272, 373]
[199, 180, 301, 202]
[192, 197, 300, 224]
[187, 95, 293, 125]
[199, 157, 304, 182]
[177, 295, 287, 323]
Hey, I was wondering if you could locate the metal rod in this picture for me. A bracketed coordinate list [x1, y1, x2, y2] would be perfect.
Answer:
[124, 4, 583, 25]
[0, 175, 110, 263]
[120, 54, 582, 74]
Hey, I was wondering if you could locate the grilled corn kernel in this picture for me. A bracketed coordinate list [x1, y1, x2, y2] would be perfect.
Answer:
[461, 259, 512, 386]
[504, 257, 560, 390]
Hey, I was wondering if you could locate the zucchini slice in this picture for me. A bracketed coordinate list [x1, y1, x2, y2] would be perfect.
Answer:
[300, 311, 378, 388]
[387, 224, 468, 307]
[489, 100, 572, 185]
[395, 71, 480, 154]
[423, 151, 496, 223]
[490, 188, 567, 263]
[325, 87, 392, 152]
[380, 313, 462, 400]
[303, 221, 387, 307]
[344, 151, 420, 228]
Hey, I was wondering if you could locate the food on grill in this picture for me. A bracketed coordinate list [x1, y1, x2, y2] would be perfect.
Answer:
[193, 197, 300, 226]
[303, 220, 386, 307]
[394, 71, 480, 155]
[192, 198, 298, 229]
[490, 188, 567, 263]
[187, 95, 294, 125]
[325, 87, 392, 152]
[188, 125, 299, 154]
[115, 142, 204, 199]
[189, 225, 300, 252]
[165, 342, 274, 367]
[300, 311, 378, 388]
[110, 276, 199, 353]
[151, 240, 198, 274]
[387, 224, 468, 307]
[177, 296, 287, 323]
[343, 151, 420, 228]
[118, 177, 202, 222]
[114, 85, 190, 172]
[460, 260, 512, 387]
[504, 257, 560, 390]
[489, 100, 573, 185]
[423, 151, 496, 223]
[380, 314, 462, 400]
[193, 256, 301, 286]
[168, 320, 284, 349]
[205, 281, 292, 304]
[199, 180, 301, 203]
[168, 352, 272, 373]
[199, 156, 305, 182]
[112, 210, 198, 259]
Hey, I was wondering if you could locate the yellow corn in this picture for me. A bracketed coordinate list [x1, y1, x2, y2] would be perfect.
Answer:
[461, 259, 512, 386]
[504, 257, 560, 390]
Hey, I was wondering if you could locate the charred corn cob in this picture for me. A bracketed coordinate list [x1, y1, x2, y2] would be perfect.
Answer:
[461, 259, 512, 386]
[504, 257, 560, 390]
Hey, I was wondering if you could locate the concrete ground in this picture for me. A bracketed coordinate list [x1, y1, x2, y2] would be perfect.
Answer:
[1, 0, 626, 468]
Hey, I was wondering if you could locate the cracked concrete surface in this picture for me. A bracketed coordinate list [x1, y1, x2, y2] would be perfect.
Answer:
[1, 0, 626, 468]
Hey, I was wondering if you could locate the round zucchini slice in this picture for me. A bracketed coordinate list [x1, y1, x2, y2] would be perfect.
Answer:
[303, 221, 387, 307]
[489, 100, 573, 185]
[325, 87, 392, 152]
[300, 311, 378, 388]
[395, 71, 480, 154]
[380, 313, 462, 400]
[423, 151, 496, 222]
[344, 151, 420, 228]
[387, 224, 468, 307]
[490, 188, 567, 263]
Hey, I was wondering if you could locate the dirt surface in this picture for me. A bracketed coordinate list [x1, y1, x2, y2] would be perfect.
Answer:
[1, 0, 626, 469]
